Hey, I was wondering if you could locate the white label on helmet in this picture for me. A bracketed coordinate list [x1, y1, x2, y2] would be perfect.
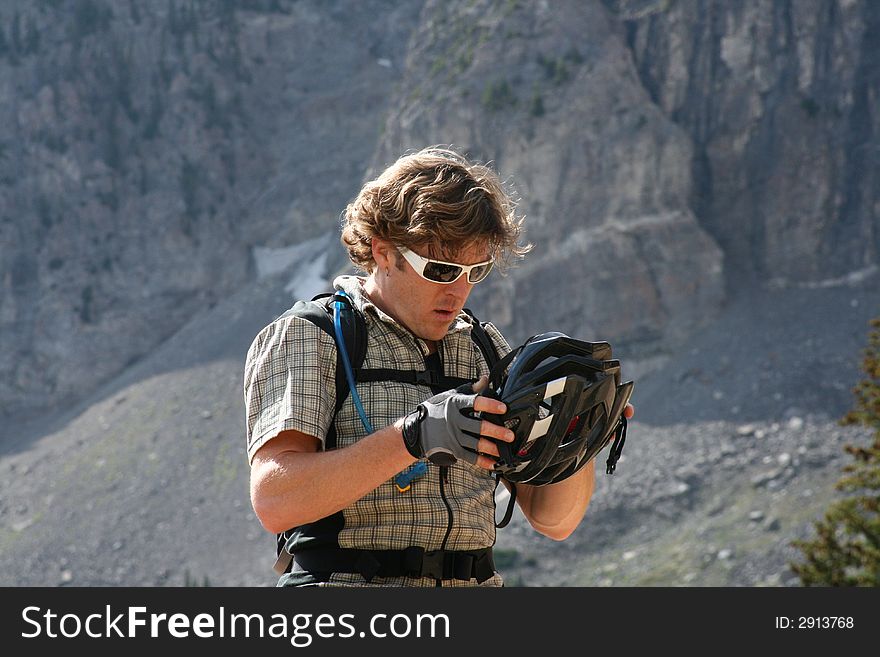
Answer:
[543, 376, 567, 401]
[527, 413, 554, 442]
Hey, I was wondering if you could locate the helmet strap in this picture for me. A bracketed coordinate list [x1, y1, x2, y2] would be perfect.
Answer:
[494, 476, 518, 529]
[605, 416, 628, 474]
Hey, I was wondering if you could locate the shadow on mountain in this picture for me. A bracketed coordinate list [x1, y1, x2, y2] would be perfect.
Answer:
[0, 269, 297, 455]
[618, 277, 880, 428]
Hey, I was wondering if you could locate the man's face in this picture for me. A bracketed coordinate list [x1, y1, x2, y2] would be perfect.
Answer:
[374, 241, 492, 343]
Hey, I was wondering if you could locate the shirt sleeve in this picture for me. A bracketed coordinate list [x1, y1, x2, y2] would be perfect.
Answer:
[243, 314, 338, 463]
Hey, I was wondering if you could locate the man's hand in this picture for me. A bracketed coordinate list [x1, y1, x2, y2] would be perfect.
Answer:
[401, 376, 513, 468]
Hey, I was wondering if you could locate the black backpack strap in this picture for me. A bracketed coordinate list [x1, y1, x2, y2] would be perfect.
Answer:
[462, 307, 521, 530]
[350, 306, 497, 394]
[291, 546, 496, 584]
[462, 307, 501, 372]
[273, 292, 366, 572]
[277, 292, 367, 451]
[356, 367, 473, 391]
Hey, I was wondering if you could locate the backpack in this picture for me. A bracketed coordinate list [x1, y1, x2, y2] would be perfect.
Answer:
[272, 290, 502, 573]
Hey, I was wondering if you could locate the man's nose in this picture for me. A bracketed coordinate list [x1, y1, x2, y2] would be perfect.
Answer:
[446, 273, 473, 299]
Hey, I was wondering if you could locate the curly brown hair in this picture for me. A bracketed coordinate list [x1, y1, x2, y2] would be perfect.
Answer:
[341, 146, 531, 273]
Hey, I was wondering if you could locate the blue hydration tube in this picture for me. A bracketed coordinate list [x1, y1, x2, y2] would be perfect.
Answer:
[333, 291, 374, 435]
[332, 291, 426, 491]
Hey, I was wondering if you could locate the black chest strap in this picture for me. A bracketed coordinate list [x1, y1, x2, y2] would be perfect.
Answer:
[355, 367, 473, 391]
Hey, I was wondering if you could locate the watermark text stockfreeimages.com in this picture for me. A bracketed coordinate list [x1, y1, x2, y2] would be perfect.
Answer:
[21, 605, 451, 647]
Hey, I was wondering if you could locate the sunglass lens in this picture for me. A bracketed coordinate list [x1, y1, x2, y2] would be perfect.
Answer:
[467, 262, 493, 283]
[423, 261, 463, 283]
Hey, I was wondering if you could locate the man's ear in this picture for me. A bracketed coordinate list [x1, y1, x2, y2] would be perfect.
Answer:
[371, 237, 394, 272]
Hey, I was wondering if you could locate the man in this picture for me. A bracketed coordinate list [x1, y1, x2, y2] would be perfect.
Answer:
[244, 146, 633, 586]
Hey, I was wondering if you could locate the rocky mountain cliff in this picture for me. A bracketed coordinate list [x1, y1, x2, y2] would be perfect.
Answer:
[4, 0, 876, 421]
[1, 0, 422, 419]
[378, 0, 725, 353]
[622, 0, 879, 284]
[1, 0, 878, 586]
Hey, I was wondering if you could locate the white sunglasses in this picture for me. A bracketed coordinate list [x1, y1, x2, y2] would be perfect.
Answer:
[397, 247, 494, 284]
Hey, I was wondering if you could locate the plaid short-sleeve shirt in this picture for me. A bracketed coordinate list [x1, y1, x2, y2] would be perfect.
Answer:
[244, 275, 511, 586]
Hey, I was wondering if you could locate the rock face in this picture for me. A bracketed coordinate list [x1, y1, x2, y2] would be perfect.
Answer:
[1, 0, 876, 418]
[375, 0, 725, 352]
[0, 0, 422, 419]
[619, 0, 880, 285]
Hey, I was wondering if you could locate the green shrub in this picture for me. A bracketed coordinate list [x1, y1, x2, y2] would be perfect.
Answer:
[790, 318, 880, 585]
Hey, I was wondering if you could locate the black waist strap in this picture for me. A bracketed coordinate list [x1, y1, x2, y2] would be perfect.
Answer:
[292, 546, 496, 584]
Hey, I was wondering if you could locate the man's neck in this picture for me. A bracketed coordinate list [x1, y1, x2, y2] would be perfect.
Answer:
[362, 273, 438, 354]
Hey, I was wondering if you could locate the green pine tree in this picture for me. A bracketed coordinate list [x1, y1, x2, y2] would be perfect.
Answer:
[789, 318, 880, 586]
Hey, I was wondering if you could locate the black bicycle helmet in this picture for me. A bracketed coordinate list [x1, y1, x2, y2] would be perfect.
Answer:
[484, 332, 634, 486]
